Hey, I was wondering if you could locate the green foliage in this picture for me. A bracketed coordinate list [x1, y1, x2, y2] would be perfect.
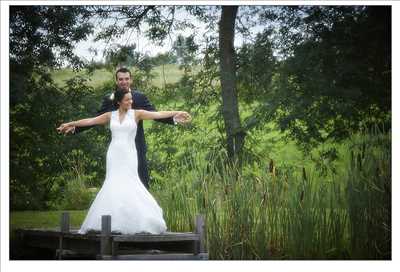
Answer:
[261, 6, 391, 148]
[10, 71, 108, 210]
[236, 28, 276, 103]
[9, 6, 104, 210]
[104, 43, 155, 74]
[150, 52, 178, 66]
[345, 126, 391, 259]
[104, 44, 137, 69]
[9, 6, 92, 70]
[56, 174, 95, 211]
[172, 34, 200, 70]
[46, 150, 100, 210]
[92, 6, 180, 45]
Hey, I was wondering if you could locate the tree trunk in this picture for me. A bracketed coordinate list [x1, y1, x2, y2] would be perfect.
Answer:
[219, 6, 244, 161]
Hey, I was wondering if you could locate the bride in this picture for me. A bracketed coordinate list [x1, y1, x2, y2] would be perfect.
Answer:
[57, 89, 191, 234]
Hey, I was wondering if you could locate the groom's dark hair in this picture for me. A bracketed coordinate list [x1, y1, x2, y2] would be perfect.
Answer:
[115, 67, 131, 80]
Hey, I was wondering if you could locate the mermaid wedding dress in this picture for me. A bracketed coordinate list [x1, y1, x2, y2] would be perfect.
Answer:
[78, 109, 167, 234]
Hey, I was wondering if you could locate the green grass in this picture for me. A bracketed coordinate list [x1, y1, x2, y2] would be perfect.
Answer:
[51, 68, 113, 88]
[150, 64, 187, 88]
[150, 129, 391, 259]
[10, 210, 87, 230]
[51, 64, 190, 89]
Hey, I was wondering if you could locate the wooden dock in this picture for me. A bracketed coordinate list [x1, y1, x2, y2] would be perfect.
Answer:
[12, 212, 208, 260]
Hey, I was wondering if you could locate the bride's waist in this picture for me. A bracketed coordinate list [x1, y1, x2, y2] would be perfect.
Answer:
[109, 140, 136, 149]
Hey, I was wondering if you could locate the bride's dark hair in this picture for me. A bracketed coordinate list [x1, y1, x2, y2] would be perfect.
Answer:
[113, 89, 129, 108]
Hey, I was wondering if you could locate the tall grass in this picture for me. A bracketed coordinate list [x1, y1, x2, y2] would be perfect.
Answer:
[345, 128, 391, 259]
[152, 128, 391, 259]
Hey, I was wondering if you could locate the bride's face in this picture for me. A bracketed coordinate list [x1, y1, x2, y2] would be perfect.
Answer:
[119, 92, 133, 110]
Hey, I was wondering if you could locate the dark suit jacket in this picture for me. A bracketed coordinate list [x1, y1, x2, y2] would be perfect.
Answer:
[74, 89, 174, 189]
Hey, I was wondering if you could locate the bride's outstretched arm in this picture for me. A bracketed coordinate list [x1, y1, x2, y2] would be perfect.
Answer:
[57, 112, 111, 134]
[135, 110, 191, 123]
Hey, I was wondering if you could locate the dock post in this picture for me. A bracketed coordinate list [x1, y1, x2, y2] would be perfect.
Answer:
[61, 212, 70, 233]
[195, 214, 206, 254]
[58, 212, 70, 259]
[100, 215, 112, 259]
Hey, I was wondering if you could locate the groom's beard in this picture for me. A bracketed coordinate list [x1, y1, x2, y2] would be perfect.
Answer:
[116, 84, 130, 92]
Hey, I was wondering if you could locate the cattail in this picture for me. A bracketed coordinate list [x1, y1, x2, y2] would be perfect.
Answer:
[261, 192, 267, 206]
[357, 153, 362, 170]
[302, 167, 307, 181]
[269, 160, 277, 177]
[376, 166, 381, 178]
[224, 185, 229, 195]
[361, 142, 366, 160]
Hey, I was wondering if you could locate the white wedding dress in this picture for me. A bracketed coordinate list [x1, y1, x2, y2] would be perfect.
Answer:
[78, 109, 167, 235]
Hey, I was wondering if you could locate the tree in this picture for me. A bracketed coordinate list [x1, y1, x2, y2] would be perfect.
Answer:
[91, 6, 250, 161]
[218, 6, 245, 160]
[9, 6, 100, 209]
[258, 6, 391, 148]
[10, 6, 93, 105]
[104, 44, 139, 69]
[172, 34, 199, 69]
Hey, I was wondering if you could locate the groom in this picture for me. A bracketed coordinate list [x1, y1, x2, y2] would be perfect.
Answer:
[63, 67, 177, 189]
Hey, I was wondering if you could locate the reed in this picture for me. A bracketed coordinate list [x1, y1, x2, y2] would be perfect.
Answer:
[152, 129, 391, 259]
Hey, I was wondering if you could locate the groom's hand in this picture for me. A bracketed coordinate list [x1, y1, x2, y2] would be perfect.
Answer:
[174, 111, 192, 124]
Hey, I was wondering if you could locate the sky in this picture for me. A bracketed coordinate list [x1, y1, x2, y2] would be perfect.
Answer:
[73, 7, 211, 62]
[73, 6, 268, 62]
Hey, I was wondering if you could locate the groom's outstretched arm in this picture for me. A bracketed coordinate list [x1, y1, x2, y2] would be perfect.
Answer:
[74, 95, 113, 134]
[139, 93, 175, 125]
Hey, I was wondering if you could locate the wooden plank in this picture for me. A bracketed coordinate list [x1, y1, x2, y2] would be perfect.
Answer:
[113, 233, 200, 242]
[55, 249, 96, 260]
[100, 253, 209, 260]
[115, 241, 196, 254]
[24, 234, 60, 249]
[16, 229, 64, 237]
[100, 215, 112, 256]
[16, 229, 197, 240]
[60, 236, 100, 254]
[18, 229, 101, 242]
[23, 233, 100, 254]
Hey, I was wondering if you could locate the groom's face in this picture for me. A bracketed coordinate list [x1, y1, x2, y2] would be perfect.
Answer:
[116, 72, 132, 92]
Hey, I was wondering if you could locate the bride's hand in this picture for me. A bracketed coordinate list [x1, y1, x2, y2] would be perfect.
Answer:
[174, 111, 192, 124]
[57, 122, 75, 134]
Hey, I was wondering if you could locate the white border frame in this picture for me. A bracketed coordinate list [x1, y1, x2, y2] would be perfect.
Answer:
[1, 1, 398, 272]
